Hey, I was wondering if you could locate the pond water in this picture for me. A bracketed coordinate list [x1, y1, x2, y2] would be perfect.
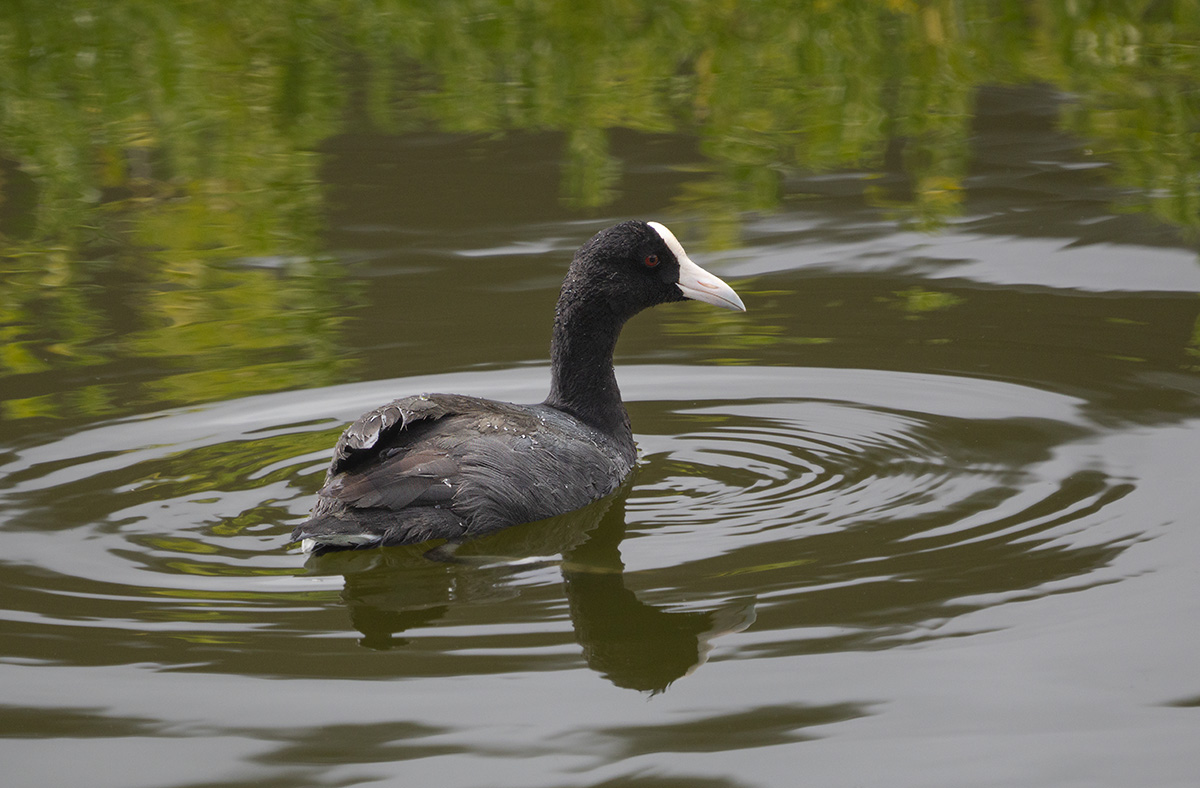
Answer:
[4, 10, 1200, 788]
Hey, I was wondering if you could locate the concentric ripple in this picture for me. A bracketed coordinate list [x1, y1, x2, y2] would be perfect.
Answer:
[631, 398, 1090, 538]
[0, 365, 1141, 667]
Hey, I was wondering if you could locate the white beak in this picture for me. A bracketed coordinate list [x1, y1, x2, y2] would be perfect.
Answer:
[676, 254, 746, 312]
[647, 221, 746, 312]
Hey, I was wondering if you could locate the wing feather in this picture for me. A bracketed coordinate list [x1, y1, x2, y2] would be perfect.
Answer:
[295, 394, 637, 549]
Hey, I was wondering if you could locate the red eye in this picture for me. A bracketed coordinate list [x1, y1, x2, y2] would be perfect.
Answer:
[644, 254, 659, 267]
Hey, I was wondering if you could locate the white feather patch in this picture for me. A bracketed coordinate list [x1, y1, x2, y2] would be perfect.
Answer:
[648, 220, 746, 311]
[646, 220, 690, 263]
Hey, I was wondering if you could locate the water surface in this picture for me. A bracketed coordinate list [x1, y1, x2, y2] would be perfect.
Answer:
[3, 6, 1200, 788]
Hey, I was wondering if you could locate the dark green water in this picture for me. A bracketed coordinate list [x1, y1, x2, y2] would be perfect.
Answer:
[3, 4, 1200, 787]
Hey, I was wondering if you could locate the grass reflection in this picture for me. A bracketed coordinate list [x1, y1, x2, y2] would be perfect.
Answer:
[4, 0, 1197, 242]
[1, 0, 1198, 423]
[0, 252, 356, 425]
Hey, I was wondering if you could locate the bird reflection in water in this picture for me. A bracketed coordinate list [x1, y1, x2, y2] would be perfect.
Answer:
[302, 485, 755, 693]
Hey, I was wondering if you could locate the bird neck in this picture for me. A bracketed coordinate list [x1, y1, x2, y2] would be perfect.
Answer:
[544, 293, 633, 441]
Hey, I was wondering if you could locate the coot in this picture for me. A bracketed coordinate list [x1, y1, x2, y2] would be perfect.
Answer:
[292, 220, 745, 552]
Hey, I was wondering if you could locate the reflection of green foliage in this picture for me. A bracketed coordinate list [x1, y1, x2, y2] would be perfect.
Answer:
[0, 249, 356, 422]
[563, 126, 620, 210]
[152, 587, 317, 601]
[125, 427, 337, 504]
[661, 286, 833, 357]
[145, 537, 218, 555]
[2, 1, 1199, 424]
[889, 286, 965, 318]
[1187, 305, 1200, 372]
[0, 1, 334, 247]
[0, 2, 351, 424]
[717, 557, 816, 576]
[117, 428, 335, 579]
[1040, 1, 1200, 236]
[5, 0, 1197, 246]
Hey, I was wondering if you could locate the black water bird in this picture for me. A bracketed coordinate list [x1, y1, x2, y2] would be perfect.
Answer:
[292, 221, 745, 553]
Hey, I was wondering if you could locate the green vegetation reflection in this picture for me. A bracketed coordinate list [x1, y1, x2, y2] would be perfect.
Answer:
[4, 0, 1198, 243]
[2, 0, 1199, 422]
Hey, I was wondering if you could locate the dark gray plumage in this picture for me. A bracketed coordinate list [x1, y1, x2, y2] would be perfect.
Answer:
[292, 220, 745, 552]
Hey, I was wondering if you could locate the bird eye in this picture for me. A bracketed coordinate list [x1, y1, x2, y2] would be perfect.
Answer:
[644, 254, 659, 267]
